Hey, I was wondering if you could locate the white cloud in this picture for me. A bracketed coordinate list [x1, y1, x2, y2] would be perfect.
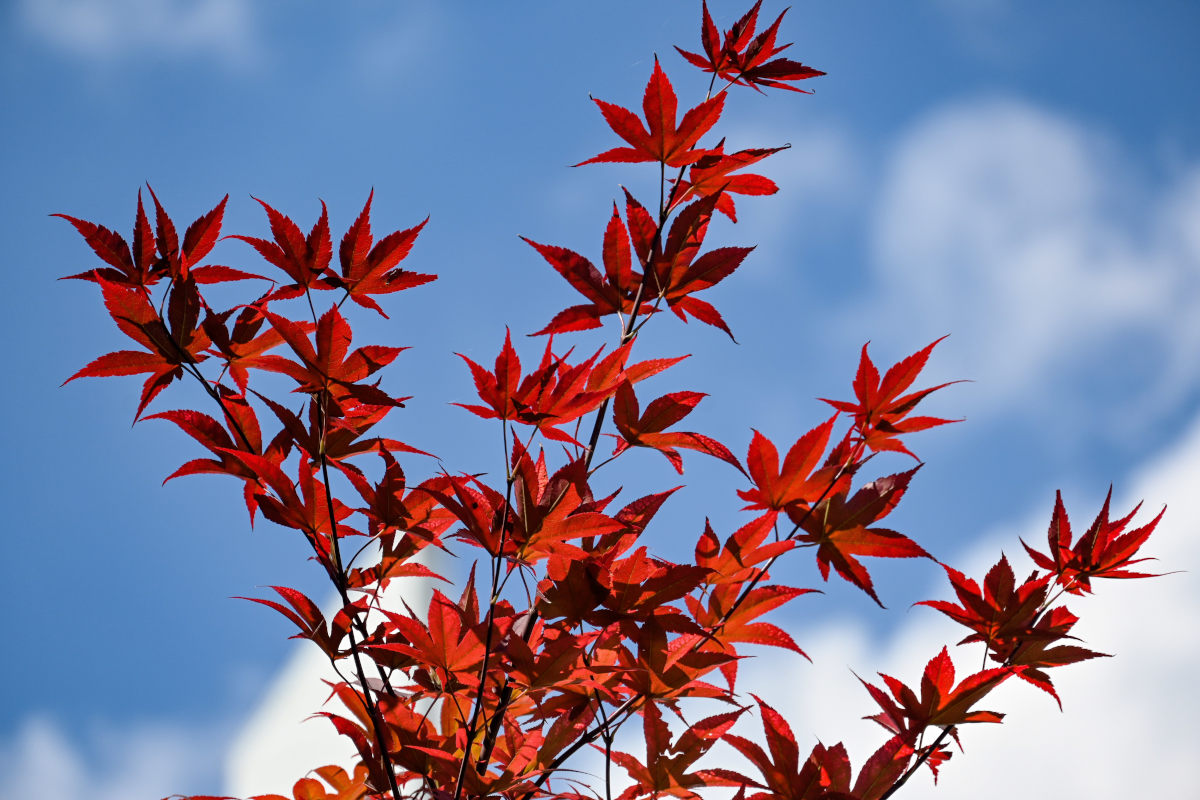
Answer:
[226, 554, 442, 797]
[19, 0, 257, 66]
[855, 99, 1200, 432]
[225, 637, 358, 796]
[0, 714, 225, 800]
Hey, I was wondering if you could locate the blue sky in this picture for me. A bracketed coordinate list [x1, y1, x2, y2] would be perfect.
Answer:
[2, 1, 1198, 797]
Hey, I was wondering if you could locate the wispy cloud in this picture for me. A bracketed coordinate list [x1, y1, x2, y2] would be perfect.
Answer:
[18, 0, 258, 67]
[853, 99, 1200, 433]
[224, 642, 357, 795]
[0, 714, 227, 800]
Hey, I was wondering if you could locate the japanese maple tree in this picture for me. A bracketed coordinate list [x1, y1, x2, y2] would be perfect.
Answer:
[57, 3, 1167, 800]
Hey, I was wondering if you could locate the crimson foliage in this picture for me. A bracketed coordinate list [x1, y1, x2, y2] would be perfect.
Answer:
[59, 4, 1164, 800]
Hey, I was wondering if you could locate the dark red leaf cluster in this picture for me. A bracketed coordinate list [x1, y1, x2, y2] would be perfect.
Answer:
[57, 5, 1166, 800]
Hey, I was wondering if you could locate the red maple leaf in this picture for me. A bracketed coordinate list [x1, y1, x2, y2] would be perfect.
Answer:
[229, 197, 337, 300]
[255, 392, 429, 477]
[146, 387, 288, 522]
[64, 273, 211, 419]
[915, 556, 1106, 706]
[58, 189, 243, 287]
[670, 142, 785, 222]
[56, 190, 159, 289]
[372, 589, 487, 694]
[223, 451, 357, 561]
[675, 1, 825, 93]
[454, 331, 682, 444]
[254, 305, 406, 412]
[203, 302, 313, 394]
[917, 556, 1051, 661]
[718, 695, 853, 800]
[611, 380, 744, 474]
[792, 468, 931, 606]
[859, 647, 1019, 741]
[644, 195, 753, 340]
[821, 338, 958, 459]
[328, 190, 435, 318]
[738, 416, 839, 513]
[611, 703, 744, 800]
[577, 57, 724, 168]
[1022, 488, 1165, 595]
[523, 202, 655, 336]
[144, 186, 233, 282]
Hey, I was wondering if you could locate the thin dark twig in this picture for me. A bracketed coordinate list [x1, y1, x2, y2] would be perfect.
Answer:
[454, 422, 519, 793]
[316, 398, 403, 800]
[878, 726, 955, 800]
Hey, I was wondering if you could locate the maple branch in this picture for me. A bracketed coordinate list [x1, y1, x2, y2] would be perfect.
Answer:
[177, 360, 257, 452]
[878, 726, 955, 800]
[581, 150, 684, 471]
[313, 397, 403, 799]
[521, 693, 643, 799]
[550, 93, 731, 789]
[604, 730, 615, 800]
[304, 287, 320, 326]
[454, 422, 519, 792]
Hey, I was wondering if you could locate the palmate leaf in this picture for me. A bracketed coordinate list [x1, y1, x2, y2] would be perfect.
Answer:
[675, 1, 825, 93]
[577, 57, 724, 168]
[914, 553, 1106, 707]
[917, 556, 1051, 659]
[694, 514, 794, 587]
[203, 303, 313, 394]
[255, 305, 407, 411]
[372, 589, 487, 692]
[524, 202, 655, 336]
[792, 468, 932, 606]
[860, 647, 1020, 742]
[685, 579, 814, 690]
[255, 393, 428, 477]
[611, 381, 744, 475]
[64, 273, 211, 419]
[454, 330, 683, 443]
[229, 197, 337, 299]
[145, 387, 285, 520]
[146, 186, 231, 281]
[821, 338, 959, 460]
[235, 585, 350, 660]
[330, 191, 435, 317]
[1022, 488, 1165, 595]
[619, 614, 732, 704]
[57, 188, 241, 289]
[671, 142, 786, 222]
[647, 194, 754, 340]
[739, 416, 838, 513]
[612, 703, 745, 800]
[721, 695, 855, 800]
